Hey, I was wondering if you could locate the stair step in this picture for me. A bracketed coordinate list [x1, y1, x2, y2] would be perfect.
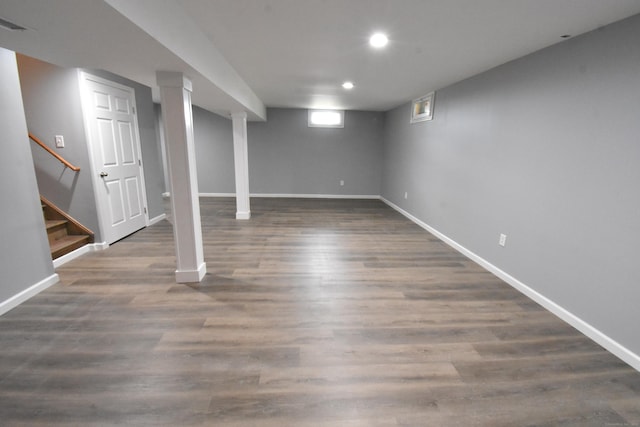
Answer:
[41, 196, 94, 260]
[50, 235, 91, 259]
[45, 219, 68, 230]
[45, 219, 70, 243]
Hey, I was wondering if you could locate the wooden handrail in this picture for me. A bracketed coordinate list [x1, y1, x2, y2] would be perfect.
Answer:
[28, 132, 80, 172]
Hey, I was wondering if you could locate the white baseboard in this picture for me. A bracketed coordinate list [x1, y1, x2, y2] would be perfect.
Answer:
[149, 213, 167, 225]
[250, 193, 381, 199]
[53, 241, 109, 269]
[199, 193, 235, 198]
[381, 197, 640, 372]
[0, 273, 59, 316]
[236, 211, 251, 220]
[200, 193, 381, 200]
[175, 262, 207, 283]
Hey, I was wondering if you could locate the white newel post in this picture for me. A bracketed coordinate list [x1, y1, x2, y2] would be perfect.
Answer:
[156, 71, 206, 283]
[232, 112, 251, 220]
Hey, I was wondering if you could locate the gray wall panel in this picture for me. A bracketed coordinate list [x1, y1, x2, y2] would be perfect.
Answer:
[0, 48, 54, 303]
[381, 15, 640, 355]
[17, 55, 102, 240]
[248, 108, 384, 196]
[192, 106, 235, 194]
[190, 107, 384, 197]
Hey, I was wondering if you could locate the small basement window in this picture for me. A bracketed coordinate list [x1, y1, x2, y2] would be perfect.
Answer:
[308, 110, 344, 128]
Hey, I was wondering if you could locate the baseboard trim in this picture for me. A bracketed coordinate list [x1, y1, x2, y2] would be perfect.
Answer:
[381, 197, 640, 372]
[199, 192, 381, 199]
[175, 262, 207, 283]
[53, 241, 109, 269]
[250, 193, 381, 200]
[236, 211, 251, 220]
[199, 193, 235, 198]
[149, 213, 167, 226]
[0, 273, 59, 316]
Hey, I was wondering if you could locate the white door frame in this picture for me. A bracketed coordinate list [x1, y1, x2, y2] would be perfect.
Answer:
[78, 71, 149, 245]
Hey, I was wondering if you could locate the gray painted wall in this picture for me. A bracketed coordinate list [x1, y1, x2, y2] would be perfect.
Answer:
[192, 106, 235, 194]
[0, 48, 54, 303]
[188, 107, 385, 197]
[381, 15, 640, 355]
[249, 108, 384, 196]
[17, 54, 102, 240]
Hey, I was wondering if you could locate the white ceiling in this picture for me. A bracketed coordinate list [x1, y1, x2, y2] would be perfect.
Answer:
[2, 0, 640, 117]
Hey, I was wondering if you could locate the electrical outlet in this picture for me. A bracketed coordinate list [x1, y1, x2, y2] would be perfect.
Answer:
[404, 192, 408, 199]
[55, 135, 64, 148]
[339, 180, 344, 186]
[499, 233, 507, 247]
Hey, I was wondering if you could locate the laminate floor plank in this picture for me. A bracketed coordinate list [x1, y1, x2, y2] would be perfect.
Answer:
[1, 197, 639, 425]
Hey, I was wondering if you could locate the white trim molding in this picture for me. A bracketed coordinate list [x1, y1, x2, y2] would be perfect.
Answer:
[236, 211, 251, 220]
[0, 273, 59, 316]
[381, 197, 640, 372]
[199, 193, 235, 198]
[149, 213, 167, 226]
[175, 262, 207, 283]
[251, 193, 381, 200]
[200, 193, 381, 200]
[53, 242, 109, 269]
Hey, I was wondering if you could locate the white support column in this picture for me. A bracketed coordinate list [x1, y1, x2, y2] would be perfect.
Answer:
[232, 112, 251, 220]
[156, 71, 206, 283]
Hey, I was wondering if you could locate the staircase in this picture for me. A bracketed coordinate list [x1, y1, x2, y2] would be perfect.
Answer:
[41, 196, 94, 259]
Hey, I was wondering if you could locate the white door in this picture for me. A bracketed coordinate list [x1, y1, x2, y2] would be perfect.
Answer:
[80, 73, 148, 244]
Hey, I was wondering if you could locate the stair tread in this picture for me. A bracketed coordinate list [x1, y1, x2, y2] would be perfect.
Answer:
[50, 234, 89, 250]
[50, 234, 91, 259]
[45, 219, 68, 229]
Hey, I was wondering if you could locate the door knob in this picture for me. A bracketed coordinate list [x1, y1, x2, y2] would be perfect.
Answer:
[99, 171, 108, 177]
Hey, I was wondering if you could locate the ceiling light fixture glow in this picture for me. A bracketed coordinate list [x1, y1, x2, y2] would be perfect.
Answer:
[342, 81, 354, 89]
[369, 32, 388, 48]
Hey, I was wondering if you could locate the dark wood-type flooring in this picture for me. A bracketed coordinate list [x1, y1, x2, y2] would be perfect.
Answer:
[1, 198, 639, 426]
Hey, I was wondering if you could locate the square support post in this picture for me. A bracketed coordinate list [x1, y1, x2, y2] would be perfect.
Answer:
[156, 71, 206, 283]
[232, 112, 251, 220]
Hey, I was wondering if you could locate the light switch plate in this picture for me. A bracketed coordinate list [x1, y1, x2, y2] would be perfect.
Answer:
[55, 135, 64, 148]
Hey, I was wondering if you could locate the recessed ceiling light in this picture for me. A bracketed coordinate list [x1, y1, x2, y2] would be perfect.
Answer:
[342, 81, 354, 90]
[369, 32, 388, 48]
